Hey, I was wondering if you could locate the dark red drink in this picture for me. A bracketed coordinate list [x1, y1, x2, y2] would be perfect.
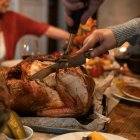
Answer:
[22, 55, 31, 59]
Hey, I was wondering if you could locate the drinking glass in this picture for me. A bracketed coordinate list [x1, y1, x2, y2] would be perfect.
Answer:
[114, 43, 130, 70]
[20, 39, 40, 59]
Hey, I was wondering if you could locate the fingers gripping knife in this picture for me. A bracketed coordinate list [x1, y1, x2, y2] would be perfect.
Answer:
[64, 0, 88, 55]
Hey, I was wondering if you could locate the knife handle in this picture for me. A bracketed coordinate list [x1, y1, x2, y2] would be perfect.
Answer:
[84, 42, 109, 58]
[67, 0, 88, 34]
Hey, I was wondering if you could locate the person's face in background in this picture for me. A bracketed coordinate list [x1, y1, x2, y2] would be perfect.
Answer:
[0, 0, 10, 14]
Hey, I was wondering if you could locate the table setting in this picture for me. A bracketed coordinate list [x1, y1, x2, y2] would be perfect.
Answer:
[0, 52, 140, 140]
[0, 17, 140, 140]
[0, 35, 140, 140]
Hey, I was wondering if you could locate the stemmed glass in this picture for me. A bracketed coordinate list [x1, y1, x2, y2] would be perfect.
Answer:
[114, 43, 130, 70]
[20, 39, 40, 59]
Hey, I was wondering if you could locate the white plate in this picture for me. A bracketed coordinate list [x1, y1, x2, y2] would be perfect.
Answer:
[112, 84, 140, 103]
[122, 88, 140, 100]
[49, 132, 128, 140]
[112, 76, 140, 103]
[1, 59, 22, 67]
[113, 92, 140, 103]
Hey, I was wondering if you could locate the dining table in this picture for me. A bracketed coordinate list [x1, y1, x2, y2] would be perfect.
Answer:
[0, 60, 140, 140]
[31, 69, 140, 140]
[108, 100, 140, 140]
[30, 99, 140, 140]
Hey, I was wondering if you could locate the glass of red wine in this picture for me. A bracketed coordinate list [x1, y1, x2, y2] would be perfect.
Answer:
[114, 46, 130, 70]
[20, 39, 40, 59]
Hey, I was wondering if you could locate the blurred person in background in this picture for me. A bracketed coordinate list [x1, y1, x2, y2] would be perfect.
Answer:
[62, 0, 104, 26]
[0, 0, 69, 60]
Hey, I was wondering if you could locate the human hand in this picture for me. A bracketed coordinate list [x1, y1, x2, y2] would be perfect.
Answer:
[62, 0, 104, 26]
[77, 29, 117, 57]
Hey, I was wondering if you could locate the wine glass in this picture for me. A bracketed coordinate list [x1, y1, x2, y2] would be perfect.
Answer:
[20, 39, 40, 59]
[114, 42, 130, 70]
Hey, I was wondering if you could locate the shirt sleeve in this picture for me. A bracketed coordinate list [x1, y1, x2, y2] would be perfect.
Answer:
[108, 18, 140, 47]
[15, 12, 50, 37]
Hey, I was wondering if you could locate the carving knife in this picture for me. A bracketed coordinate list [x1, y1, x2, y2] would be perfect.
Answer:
[29, 51, 91, 80]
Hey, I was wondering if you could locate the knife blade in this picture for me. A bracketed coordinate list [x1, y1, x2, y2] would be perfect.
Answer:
[29, 52, 88, 80]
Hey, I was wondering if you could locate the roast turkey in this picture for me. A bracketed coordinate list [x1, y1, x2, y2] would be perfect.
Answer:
[2, 55, 95, 117]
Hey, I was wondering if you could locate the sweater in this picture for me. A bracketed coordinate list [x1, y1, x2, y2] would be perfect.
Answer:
[1, 11, 49, 60]
[109, 18, 140, 47]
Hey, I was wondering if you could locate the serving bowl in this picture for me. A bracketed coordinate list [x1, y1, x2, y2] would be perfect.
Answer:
[5, 126, 33, 140]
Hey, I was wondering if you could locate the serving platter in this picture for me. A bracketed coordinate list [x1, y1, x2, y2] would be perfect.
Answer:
[21, 96, 108, 134]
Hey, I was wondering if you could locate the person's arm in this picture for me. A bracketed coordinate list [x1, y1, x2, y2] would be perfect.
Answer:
[15, 12, 69, 42]
[109, 18, 140, 47]
[77, 18, 140, 57]
[44, 26, 69, 42]
[62, 0, 104, 26]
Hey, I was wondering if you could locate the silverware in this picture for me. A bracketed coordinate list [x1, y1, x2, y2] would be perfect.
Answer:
[29, 51, 90, 80]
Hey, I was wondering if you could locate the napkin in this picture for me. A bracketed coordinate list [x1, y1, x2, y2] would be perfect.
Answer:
[103, 83, 120, 114]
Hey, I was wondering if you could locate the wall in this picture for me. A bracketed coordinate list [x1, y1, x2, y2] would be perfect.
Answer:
[57, 1, 67, 51]
[98, 0, 140, 28]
